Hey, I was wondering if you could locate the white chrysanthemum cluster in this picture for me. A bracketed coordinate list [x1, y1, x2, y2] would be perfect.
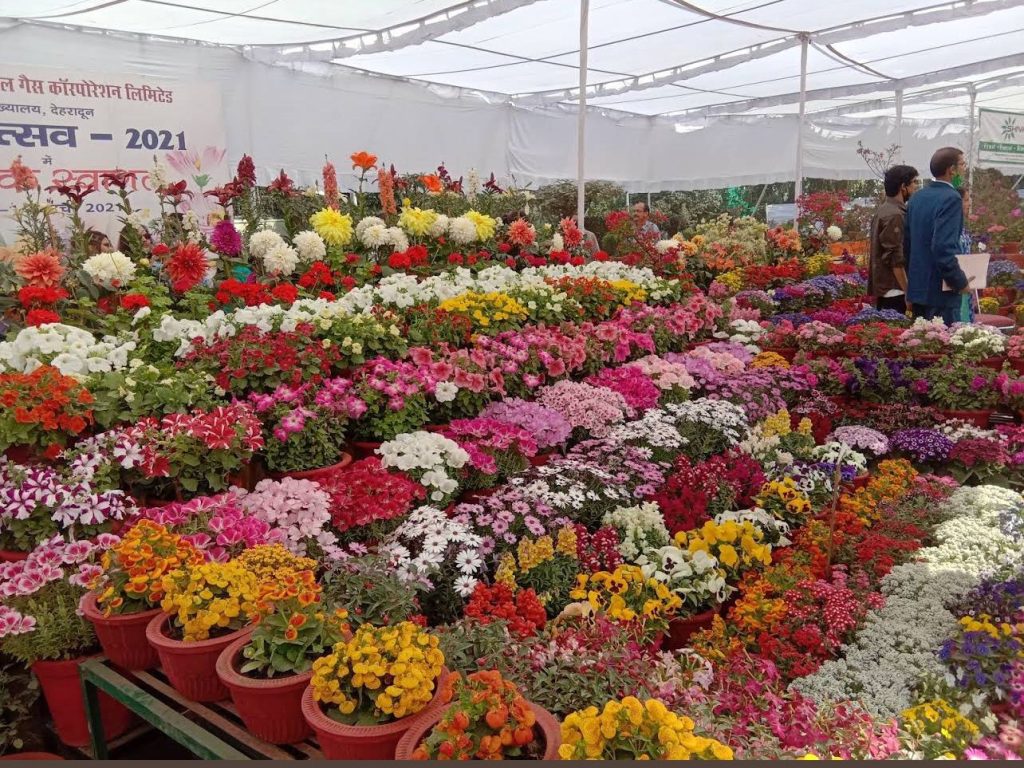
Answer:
[448, 216, 479, 245]
[248, 229, 285, 260]
[82, 250, 136, 289]
[263, 243, 299, 276]
[292, 230, 327, 263]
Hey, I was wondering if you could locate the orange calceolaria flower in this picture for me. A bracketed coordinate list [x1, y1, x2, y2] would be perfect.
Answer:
[0, 365, 95, 453]
[350, 151, 378, 172]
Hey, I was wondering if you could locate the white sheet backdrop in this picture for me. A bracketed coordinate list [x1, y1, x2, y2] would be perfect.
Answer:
[0, 25, 983, 194]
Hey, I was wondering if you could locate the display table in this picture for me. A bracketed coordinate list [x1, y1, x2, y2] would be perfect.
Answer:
[79, 658, 322, 760]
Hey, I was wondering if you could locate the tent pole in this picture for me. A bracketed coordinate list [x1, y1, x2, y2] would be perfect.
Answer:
[968, 84, 978, 212]
[794, 33, 809, 213]
[895, 86, 904, 159]
[576, 0, 590, 226]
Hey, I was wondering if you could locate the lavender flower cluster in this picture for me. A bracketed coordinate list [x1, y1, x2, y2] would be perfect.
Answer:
[889, 428, 954, 464]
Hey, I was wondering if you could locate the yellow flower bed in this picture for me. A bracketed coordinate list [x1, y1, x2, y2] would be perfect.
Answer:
[674, 519, 772, 575]
[559, 696, 733, 760]
[437, 291, 528, 334]
[570, 564, 681, 634]
[235, 544, 317, 584]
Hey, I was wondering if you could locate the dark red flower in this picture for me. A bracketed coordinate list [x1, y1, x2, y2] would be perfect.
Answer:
[152, 243, 170, 257]
[271, 283, 298, 304]
[340, 276, 356, 290]
[46, 181, 95, 206]
[157, 180, 192, 203]
[100, 169, 137, 190]
[121, 293, 150, 311]
[236, 154, 256, 188]
[267, 169, 294, 196]
[26, 308, 61, 326]
[165, 242, 209, 293]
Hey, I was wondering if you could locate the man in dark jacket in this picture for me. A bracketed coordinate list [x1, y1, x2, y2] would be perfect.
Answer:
[904, 147, 971, 324]
[868, 165, 919, 313]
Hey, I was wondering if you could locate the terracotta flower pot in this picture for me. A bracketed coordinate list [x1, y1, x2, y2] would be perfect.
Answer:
[301, 669, 450, 760]
[762, 346, 797, 363]
[215, 635, 312, 745]
[936, 409, 993, 429]
[1011, 359, 1024, 376]
[145, 613, 255, 702]
[3, 445, 38, 465]
[528, 451, 554, 467]
[394, 700, 562, 760]
[978, 355, 1008, 371]
[0, 548, 29, 563]
[269, 452, 353, 484]
[349, 441, 382, 461]
[663, 606, 719, 650]
[31, 657, 135, 748]
[81, 591, 162, 671]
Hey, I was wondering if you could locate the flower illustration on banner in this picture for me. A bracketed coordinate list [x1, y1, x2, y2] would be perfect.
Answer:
[165, 146, 226, 191]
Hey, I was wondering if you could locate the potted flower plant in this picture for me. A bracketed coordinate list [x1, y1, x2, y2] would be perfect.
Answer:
[442, 418, 537, 493]
[949, 325, 1007, 368]
[397, 670, 561, 760]
[479, 398, 572, 465]
[0, 366, 94, 464]
[568, 564, 682, 645]
[911, 365, 1001, 428]
[300, 621, 450, 759]
[0, 538, 135, 747]
[216, 569, 349, 744]
[247, 378, 363, 482]
[348, 359, 432, 451]
[634, 544, 729, 648]
[147, 557, 263, 701]
[83, 519, 203, 670]
[377, 432, 469, 506]
[0, 459, 134, 561]
[897, 318, 950, 360]
[559, 697, 733, 760]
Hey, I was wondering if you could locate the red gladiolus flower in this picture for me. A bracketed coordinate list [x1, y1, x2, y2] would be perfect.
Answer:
[165, 242, 209, 293]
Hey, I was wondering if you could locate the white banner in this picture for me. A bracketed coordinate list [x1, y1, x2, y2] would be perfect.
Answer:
[0, 66, 227, 245]
[978, 107, 1024, 168]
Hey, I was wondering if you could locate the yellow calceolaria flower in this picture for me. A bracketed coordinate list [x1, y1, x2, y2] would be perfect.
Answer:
[160, 560, 262, 642]
[761, 409, 793, 438]
[804, 252, 833, 277]
[464, 210, 498, 241]
[309, 621, 444, 724]
[437, 291, 528, 334]
[517, 534, 556, 574]
[559, 697, 733, 760]
[310, 208, 354, 246]
[717, 269, 745, 292]
[556, 525, 578, 558]
[570, 565, 682, 637]
[674, 520, 772, 576]
[397, 205, 438, 238]
[234, 544, 317, 584]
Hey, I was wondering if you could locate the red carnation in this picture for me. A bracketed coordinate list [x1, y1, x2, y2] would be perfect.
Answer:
[151, 243, 170, 257]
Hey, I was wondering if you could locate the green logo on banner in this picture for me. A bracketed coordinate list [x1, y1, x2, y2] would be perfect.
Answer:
[1001, 116, 1022, 142]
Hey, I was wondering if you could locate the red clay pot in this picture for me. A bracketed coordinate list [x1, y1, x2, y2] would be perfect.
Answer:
[31, 656, 135, 747]
[301, 669, 450, 760]
[761, 346, 797, 363]
[349, 441, 382, 460]
[394, 700, 562, 760]
[935, 409, 993, 429]
[1011, 359, 1024, 376]
[663, 606, 719, 650]
[0, 549, 29, 563]
[269, 452, 353, 484]
[80, 591, 161, 671]
[215, 634, 312, 745]
[978, 356, 1008, 371]
[146, 613, 255, 702]
[0, 753, 65, 760]
[528, 451, 554, 467]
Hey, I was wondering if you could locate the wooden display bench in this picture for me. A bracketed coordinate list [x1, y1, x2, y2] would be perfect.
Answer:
[79, 658, 322, 760]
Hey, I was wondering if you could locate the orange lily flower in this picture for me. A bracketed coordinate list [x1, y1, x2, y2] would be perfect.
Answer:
[420, 174, 443, 194]
[350, 151, 378, 172]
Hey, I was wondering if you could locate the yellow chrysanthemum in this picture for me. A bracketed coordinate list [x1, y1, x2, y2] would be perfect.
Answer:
[310, 208, 354, 246]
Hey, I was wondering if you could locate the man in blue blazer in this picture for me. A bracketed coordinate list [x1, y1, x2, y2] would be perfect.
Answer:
[904, 147, 971, 324]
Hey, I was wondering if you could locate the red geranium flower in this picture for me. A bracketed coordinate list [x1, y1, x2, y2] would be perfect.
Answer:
[26, 308, 61, 326]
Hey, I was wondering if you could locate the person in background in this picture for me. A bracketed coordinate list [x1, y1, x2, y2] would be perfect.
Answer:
[904, 147, 971, 325]
[958, 187, 977, 323]
[632, 201, 662, 238]
[85, 229, 113, 255]
[569, 213, 600, 255]
[868, 164, 918, 313]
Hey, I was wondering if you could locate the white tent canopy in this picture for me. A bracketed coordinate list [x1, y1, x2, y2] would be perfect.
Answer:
[2, 0, 1023, 191]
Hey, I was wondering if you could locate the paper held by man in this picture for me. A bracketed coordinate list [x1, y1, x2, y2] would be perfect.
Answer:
[942, 253, 989, 292]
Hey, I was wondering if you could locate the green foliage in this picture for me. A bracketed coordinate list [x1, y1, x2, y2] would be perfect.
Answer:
[321, 555, 423, 629]
[0, 582, 96, 665]
[436, 618, 512, 676]
[263, 414, 348, 473]
[240, 609, 347, 678]
[531, 180, 626, 237]
[517, 553, 581, 619]
[88, 363, 219, 428]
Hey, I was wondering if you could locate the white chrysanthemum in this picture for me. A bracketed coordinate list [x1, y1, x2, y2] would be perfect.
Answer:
[292, 230, 327, 263]
[262, 243, 299, 276]
[826, 225, 843, 241]
[385, 227, 409, 252]
[359, 223, 389, 249]
[429, 214, 450, 238]
[655, 239, 678, 254]
[355, 216, 385, 240]
[449, 216, 478, 245]
[248, 229, 285, 260]
[82, 250, 136, 289]
[549, 232, 564, 253]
